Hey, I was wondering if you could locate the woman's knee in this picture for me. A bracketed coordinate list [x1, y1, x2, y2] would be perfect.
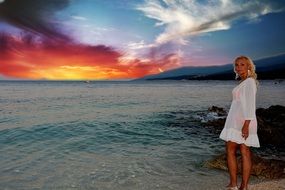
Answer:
[240, 144, 251, 157]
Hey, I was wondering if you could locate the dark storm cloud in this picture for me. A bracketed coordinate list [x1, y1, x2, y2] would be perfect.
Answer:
[0, 0, 70, 41]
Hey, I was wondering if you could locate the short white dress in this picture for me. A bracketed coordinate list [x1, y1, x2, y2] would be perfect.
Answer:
[219, 77, 260, 147]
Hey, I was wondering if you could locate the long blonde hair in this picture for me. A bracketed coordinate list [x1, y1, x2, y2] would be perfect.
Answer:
[233, 56, 259, 87]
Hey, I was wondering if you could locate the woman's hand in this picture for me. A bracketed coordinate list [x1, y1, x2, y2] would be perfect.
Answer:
[242, 120, 250, 140]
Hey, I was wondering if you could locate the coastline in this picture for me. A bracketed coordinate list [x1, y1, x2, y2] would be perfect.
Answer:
[0, 81, 284, 189]
[250, 178, 285, 190]
[204, 104, 285, 189]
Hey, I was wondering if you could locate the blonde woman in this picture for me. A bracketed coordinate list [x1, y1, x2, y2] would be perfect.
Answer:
[219, 56, 260, 190]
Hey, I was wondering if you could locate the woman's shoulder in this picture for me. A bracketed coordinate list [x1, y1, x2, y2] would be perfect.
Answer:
[238, 77, 254, 86]
[244, 77, 257, 89]
[245, 77, 255, 84]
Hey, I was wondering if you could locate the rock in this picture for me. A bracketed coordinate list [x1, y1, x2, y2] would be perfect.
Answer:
[203, 105, 285, 148]
[204, 153, 285, 179]
[256, 105, 285, 148]
[202, 106, 227, 133]
[207, 106, 227, 116]
[203, 118, 225, 134]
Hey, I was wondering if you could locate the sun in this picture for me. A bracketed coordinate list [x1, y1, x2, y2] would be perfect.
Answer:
[158, 68, 164, 73]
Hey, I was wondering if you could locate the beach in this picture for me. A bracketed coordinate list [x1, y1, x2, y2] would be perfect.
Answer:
[250, 178, 285, 190]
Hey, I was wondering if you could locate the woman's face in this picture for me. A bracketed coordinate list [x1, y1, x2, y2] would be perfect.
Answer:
[235, 59, 248, 77]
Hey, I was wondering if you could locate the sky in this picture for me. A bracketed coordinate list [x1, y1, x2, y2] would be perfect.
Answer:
[0, 0, 285, 80]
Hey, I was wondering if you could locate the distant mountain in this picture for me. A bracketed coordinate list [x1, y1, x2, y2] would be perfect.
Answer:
[133, 53, 285, 81]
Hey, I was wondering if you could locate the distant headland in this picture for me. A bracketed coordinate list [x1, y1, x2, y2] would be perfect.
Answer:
[133, 53, 285, 81]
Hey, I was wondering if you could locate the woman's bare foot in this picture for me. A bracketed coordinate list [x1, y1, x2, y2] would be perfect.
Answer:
[239, 185, 248, 190]
[226, 183, 238, 190]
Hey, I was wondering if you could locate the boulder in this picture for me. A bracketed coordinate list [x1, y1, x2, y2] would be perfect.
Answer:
[256, 105, 285, 148]
[201, 106, 227, 134]
[204, 153, 285, 179]
[203, 118, 225, 134]
[204, 105, 285, 147]
[207, 106, 227, 116]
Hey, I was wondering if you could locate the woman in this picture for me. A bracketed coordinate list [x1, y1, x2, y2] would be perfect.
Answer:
[219, 56, 260, 190]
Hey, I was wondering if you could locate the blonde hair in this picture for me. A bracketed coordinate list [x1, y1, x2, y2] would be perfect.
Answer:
[234, 56, 259, 87]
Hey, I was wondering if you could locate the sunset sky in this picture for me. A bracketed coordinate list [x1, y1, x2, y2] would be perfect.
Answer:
[0, 0, 285, 80]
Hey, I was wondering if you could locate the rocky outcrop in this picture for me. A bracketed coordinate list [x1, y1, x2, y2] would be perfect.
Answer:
[256, 105, 285, 148]
[207, 106, 227, 117]
[204, 153, 285, 179]
[204, 105, 285, 147]
[204, 105, 285, 179]
[203, 118, 225, 134]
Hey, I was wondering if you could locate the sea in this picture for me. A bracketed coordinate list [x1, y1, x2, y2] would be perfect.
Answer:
[0, 80, 284, 190]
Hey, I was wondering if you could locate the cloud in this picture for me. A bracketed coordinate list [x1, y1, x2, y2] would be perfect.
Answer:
[0, 0, 70, 41]
[71, 16, 88, 21]
[0, 32, 177, 80]
[137, 0, 284, 45]
[127, 40, 155, 50]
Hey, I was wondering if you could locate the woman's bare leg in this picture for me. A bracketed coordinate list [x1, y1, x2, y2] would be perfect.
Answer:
[226, 141, 238, 187]
[239, 144, 251, 189]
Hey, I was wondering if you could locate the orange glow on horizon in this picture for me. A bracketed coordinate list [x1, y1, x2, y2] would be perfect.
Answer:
[0, 34, 180, 80]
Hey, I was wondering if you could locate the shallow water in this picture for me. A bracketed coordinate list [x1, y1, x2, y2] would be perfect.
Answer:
[0, 80, 284, 190]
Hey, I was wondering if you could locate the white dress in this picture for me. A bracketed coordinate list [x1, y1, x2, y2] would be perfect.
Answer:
[219, 77, 260, 147]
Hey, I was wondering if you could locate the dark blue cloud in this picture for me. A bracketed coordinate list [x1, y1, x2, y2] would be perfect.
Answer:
[0, 0, 70, 41]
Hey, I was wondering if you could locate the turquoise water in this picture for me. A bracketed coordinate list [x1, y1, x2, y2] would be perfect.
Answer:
[0, 80, 284, 190]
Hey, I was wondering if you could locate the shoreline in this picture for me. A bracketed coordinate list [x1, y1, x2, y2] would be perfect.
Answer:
[250, 178, 285, 190]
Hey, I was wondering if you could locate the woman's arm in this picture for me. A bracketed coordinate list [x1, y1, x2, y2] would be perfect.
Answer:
[242, 120, 251, 140]
[241, 78, 256, 140]
[241, 78, 257, 120]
